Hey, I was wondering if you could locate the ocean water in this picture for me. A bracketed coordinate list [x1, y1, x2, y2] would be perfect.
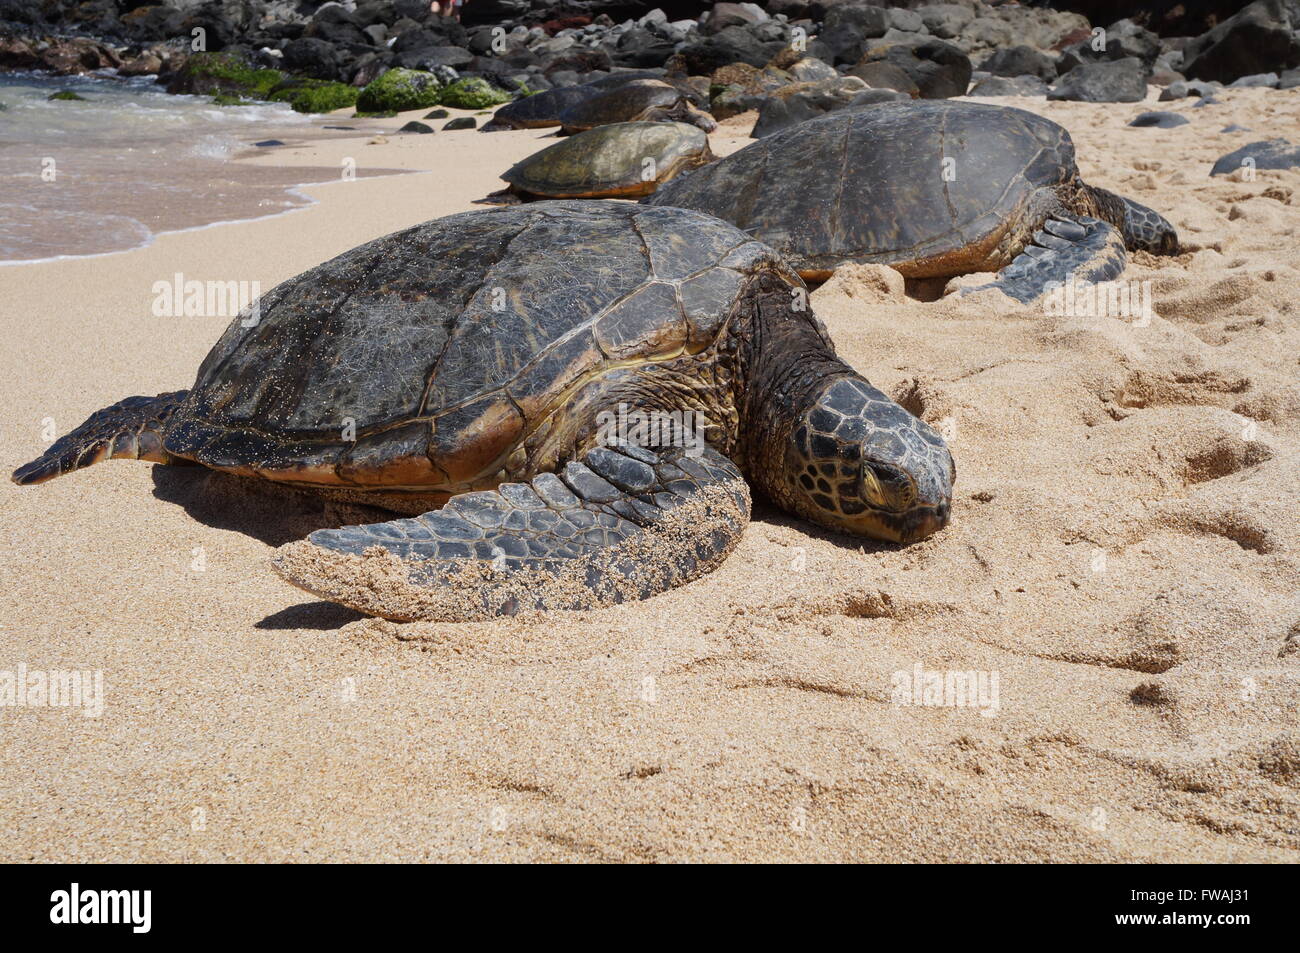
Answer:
[0, 72, 376, 263]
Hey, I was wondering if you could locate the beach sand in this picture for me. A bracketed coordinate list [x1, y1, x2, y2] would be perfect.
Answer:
[1, 91, 1297, 862]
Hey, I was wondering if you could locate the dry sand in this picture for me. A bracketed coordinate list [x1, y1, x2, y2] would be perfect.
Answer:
[1, 91, 1297, 862]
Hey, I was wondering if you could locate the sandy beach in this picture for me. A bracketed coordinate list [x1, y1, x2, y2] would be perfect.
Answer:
[2, 88, 1298, 863]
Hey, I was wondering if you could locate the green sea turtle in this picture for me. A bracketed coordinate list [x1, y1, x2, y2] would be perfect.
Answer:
[482, 73, 701, 132]
[645, 100, 1179, 301]
[559, 79, 718, 135]
[481, 84, 599, 131]
[12, 202, 953, 622]
[492, 122, 714, 201]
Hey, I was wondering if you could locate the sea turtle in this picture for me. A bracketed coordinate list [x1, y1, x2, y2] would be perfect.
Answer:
[12, 202, 953, 622]
[559, 79, 717, 135]
[481, 84, 598, 131]
[492, 122, 714, 201]
[482, 73, 702, 132]
[645, 100, 1179, 301]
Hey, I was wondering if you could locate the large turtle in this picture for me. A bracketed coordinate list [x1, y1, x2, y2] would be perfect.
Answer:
[493, 122, 714, 201]
[559, 79, 717, 135]
[12, 202, 953, 622]
[645, 100, 1179, 301]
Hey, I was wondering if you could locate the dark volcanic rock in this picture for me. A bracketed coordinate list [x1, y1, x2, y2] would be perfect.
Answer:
[673, 25, 786, 73]
[443, 116, 476, 129]
[1129, 111, 1191, 128]
[855, 38, 972, 99]
[847, 60, 920, 97]
[1058, 19, 1160, 74]
[750, 75, 869, 137]
[1182, 0, 1300, 84]
[1158, 79, 1221, 100]
[808, 1, 890, 65]
[282, 37, 343, 81]
[396, 45, 474, 71]
[1210, 139, 1300, 175]
[398, 120, 434, 133]
[981, 45, 1058, 82]
[918, 4, 975, 41]
[614, 26, 677, 69]
[1048, 57, 1148, 102]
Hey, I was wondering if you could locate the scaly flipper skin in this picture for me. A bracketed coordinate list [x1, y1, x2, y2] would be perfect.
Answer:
[272, 442, 751, 621]
[11, 391, 189, 486]
[962, 215, 1127, 304]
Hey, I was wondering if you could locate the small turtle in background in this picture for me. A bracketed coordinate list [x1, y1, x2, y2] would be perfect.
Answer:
[482, 73, 700, 132]
[559, 79, 717, 135]
[12, 202, 953, 622]
[482, 85, 599, 130]
[646, 100, 1179, 302]
[487, 122, 714, 202]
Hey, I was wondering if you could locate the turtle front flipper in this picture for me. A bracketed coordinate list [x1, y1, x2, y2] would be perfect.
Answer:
[272, 443, 751, 622]
[11, 391, 189, 486]
[963, 215, 1127, 304]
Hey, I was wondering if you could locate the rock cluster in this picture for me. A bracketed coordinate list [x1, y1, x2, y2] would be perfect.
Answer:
[2, 1, 1297, 119]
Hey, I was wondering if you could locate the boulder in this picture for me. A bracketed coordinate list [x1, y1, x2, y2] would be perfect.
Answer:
[1182, 0, 1300, 84]
[855, 37, 972, 99]
[1210, 138, 1300, 175]
[282, 37, 343, 81]
[750, 75, 869, 137]
[847, 60, 920, 97]
[917, 4, 974, 40]
[981, 45, 1058, 81]
[702, 3, 769, 35]
[809, 1, 890, 65]
[1129, 110, 1190, 128]
[1057, 18, 1160, 73]
[356, 66, 444, 112]
[1158, 79, 1221, 100]
[1048, 57, 1148, 102]
[672, 25, 786, 73]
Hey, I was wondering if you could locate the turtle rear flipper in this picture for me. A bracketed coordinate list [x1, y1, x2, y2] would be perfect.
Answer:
[11, 391, 189, 486]
[273, 443, 751, 622]
[964, 215, 1127, 304]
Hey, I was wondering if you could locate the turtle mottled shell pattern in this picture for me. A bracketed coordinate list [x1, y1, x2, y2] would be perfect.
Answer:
[503, 121, 710, 198]
[163, 201, 784, 490]
[645, 100, 1080, 277]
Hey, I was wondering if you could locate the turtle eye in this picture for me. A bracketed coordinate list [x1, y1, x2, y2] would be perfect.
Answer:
[860, 460, 916, 511]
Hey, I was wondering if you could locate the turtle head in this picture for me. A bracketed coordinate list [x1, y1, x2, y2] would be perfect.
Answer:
[782, 376, 954, 545]
[1087, 186, 1179, 255]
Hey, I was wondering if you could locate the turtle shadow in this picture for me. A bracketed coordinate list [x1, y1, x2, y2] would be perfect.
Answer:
[255, 601, 363, 631]
[149, 466, 390, 547]
[748, 497, 904, 556]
